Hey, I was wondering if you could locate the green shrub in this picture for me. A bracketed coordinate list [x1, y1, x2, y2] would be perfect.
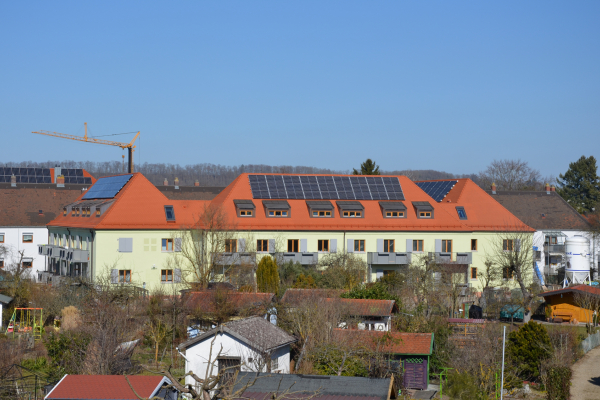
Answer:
[445, 370, 484, 400]
[508, 321, 551, 381]
[544, 366, 571, 400]
[256, 256, 280, 294]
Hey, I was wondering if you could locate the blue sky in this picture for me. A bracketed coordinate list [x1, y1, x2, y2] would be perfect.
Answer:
[1, 1, 599, 177]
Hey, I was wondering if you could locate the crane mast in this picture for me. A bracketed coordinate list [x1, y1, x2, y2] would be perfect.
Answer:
[32, 123, 140, 173]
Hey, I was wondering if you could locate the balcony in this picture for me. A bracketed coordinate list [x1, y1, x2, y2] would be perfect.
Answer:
[367, 252, 412, 265]
[212, 252, 256, 266]
[274, 252, 319, 266]
[429, 252, 473, 265]
[544, 244, 565, 254]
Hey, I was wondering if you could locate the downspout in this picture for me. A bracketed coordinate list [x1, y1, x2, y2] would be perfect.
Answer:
[90, 230, 95, 282]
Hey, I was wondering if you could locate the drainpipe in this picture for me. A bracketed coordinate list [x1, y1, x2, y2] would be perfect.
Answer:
[89, 230, 95, 282]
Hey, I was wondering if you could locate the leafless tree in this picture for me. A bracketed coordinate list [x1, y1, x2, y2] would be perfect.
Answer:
[317, 252, 367, 290]
[478, 159, 543, 191]
[573, 290, 600, 333]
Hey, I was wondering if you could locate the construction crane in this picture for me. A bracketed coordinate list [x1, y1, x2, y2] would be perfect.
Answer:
[32, 123, 140, 173]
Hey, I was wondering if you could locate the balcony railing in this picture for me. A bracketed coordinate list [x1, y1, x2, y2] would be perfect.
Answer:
[544, 244, 565, 253]
[212, 252, 256, 266]
[274, 252, 319, 265]
[367, 252, 412, 265]
[429, 252, 473, 265]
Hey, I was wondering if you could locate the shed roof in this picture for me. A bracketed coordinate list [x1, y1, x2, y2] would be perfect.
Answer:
[538, 284, 600, 299]
[333, 330, 434, 355]
[280, 288, 346, 304]
[184, 291, 275, 314]
[45, 374, 167, 400]
[326, 298, 397, 317]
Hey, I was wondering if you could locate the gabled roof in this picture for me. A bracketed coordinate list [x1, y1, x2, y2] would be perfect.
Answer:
[233, 373, 396, 400]
[179, 316, 296, 351]
[327, 298, 397, 317]
[333, 330, 434, 355]
[538, 284, 600, 299]
[280, 288, 346, 304]
[211, 174, 532, 232]
[44, 374, 168, 400]
[184, 291, 275, 314]
[484, 190, 590, 231]
[47, 173, 209, 230]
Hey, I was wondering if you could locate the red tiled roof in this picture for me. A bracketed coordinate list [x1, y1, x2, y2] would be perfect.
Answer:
[280, 288, 346, 304]
[45, 374, 165, 399]
[333, 329, 433, 355]
[539, 284, 600, 298]
[326, 298, 396, 317]
[185, 291, 275, 313]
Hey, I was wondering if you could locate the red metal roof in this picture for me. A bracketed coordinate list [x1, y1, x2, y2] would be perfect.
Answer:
[280, 288, 346, 304]
[185, 291, 275, 313]
[538, 284, 600, 298]
[326, 298, 397, 317]
[333, 329, 433, 355]
[45, 374, 165, 399]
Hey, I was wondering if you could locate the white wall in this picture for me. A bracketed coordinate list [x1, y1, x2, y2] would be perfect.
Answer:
[0, 226, 47, 281]
[183, 332, 291, 390]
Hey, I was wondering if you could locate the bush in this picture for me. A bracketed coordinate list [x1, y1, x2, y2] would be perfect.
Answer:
[256, 256, 279, 294]
[445, 370, 483, 400]
[543, 365, 571, 400]
[508, 321, 552, 381]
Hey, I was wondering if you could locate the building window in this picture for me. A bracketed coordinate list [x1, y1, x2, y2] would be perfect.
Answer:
[22, 261, 33, 268]
[0, 234, 4, 243]
[354, 240, 365, 252]
[503, 266, 514, 280]
[162, 238, 174, 252]
[271, 357, 279, 371]
[471, 267, 477, 279]
[342, 211, 362, 217]
[471, 239, 477, 251]
[419, 212, 432, 218]
[288, 239, 299, 252]
[268, 210, 288, 217]
[22, 234, 33, 243]
[119, 270, 131, 283]
[240, 210, 253, 217]
[503, 239, 514, 251]
[385, 211, 404, 218]
[312, 210, 331, 217]
[318, 240, 329, 252]
[442, 240, 452, 252]
[384, 240, 394, 252]
[225, 239, 237, 253]
[164, 205, 176, 221]
[71, 208, 76, 216]
[63, 207, 67, 216]
[96, 208, 101, 217]
[456, 207, 467, 220]
[413, 240, 423, 252]
[257, 239, 269, 252]
[0, 260, 3, 268]
[549, 236, 557, 245]
[161, 269, 173, 283]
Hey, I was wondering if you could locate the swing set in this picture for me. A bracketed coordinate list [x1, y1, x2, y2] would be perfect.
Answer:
[5, 308, 44, 340]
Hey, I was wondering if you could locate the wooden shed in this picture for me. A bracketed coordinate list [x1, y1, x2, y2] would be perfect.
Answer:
[538, 285, 600, 323]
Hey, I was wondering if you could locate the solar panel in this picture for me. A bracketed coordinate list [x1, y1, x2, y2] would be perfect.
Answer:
[415, 180, 458, 202]
[82, 174, 133, 200]
[248, 175, 405, 201]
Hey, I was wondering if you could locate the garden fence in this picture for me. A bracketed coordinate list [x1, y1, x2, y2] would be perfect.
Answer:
[581, 330, 600, 354]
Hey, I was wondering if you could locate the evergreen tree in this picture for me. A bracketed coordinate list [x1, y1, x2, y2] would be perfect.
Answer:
[256, 256, 280, 294]
[556, 155, 600, 213]
[507, 321, 551, 381]
[353, 158, 380, 175]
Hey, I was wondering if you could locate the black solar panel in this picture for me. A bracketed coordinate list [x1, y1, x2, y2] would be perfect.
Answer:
[415, 180, 458, 202]
[82, 174, 133, 199]
[248, 175, 405, 200]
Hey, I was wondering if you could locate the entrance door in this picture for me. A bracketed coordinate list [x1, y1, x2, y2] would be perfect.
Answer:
[403, 357, 427, 390]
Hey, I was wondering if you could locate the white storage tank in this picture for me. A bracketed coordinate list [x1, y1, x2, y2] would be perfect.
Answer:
[565, 235, 591, 284]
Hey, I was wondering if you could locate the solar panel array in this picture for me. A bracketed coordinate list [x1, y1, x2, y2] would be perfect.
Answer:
[82, 174, 133, 200]
[0, 167, 92, 184]
[249, 175, 405, 200]
[415, 180, 458, 202]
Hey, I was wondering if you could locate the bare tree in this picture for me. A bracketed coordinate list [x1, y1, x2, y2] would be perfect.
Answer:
[573, 290, 600, 334]
[478, 159, 543, 191]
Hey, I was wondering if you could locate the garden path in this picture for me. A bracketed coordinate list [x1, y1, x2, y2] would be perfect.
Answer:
[571, 345, 600, 400]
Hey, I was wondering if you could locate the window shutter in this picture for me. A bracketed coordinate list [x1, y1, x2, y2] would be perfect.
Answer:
[406, 239, 413, 252]
[515, 239, 521, 252]
[119, 238, 133, 252]
[238, 238, 246, 252]
[435, 239, 442, 253]
[174, 238, 182, 252]
[330, 239, 337, 253]
[377, 239, 384, 253]
[269, 239, 276, 253]
[174, 269, 182, 283]
[347, 239, 354, 253]
[300, 239, 307, 252]
[111, 269, 118, 284]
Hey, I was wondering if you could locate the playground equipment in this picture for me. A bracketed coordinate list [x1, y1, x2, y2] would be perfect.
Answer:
[5, 308, 44, 340]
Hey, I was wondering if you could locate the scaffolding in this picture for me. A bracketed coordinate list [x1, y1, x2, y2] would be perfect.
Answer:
[5, 308, 44, 340]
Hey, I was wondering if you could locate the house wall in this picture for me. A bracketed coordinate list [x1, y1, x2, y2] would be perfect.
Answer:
[545, 292, 596, 323]
[0, 226, 48, 281]
[183, 332, 291, 389]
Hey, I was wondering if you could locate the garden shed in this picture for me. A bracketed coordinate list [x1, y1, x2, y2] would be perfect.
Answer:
[538, 285, 600, 323]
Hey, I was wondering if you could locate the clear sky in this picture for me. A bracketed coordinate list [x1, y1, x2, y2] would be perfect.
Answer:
[1, 1, 598, 177]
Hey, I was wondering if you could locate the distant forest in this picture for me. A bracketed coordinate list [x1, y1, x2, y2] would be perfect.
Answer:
[1, 160, 478, 187]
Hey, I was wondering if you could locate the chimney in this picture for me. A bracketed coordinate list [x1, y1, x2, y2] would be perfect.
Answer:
[491, 183, 496, 195]
[550, 185, 556, 192]
[163, 178, 168, 186]
[174, 177, 179, 190]
[10, 174, 16, 187]
[545, 183, 550, 195]
[194, 179, 200, 187]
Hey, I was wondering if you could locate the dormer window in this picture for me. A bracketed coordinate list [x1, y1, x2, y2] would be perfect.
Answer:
[379, 201, 407, 218]
[337, 201, 364, 218]
[96, 208, 101, 217]
[307, 201, 334, 218]
[63, 207, 67, 216]
[456, 206, 467, 220]
[263, 200, 290, 218]
[413, 201, 434, 219]
[165, 206, 176, 221]
[71, 207, 76, 217]
[234, 200, 256, 217]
